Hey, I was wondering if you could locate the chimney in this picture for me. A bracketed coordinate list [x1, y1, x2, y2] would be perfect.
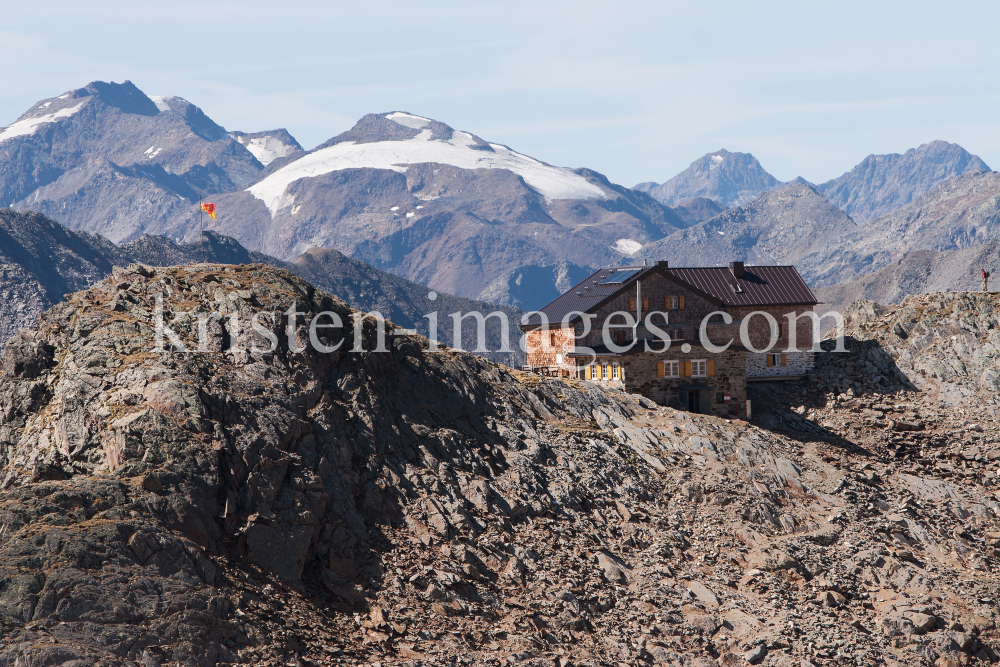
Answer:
[656, 260, 669, 268]
[729, 261, 744, 278]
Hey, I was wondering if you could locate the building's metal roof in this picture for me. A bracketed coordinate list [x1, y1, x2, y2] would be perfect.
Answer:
[521, 265, 658, 328]
[522, 263, 817, 329]
[665, 266, 818, 308]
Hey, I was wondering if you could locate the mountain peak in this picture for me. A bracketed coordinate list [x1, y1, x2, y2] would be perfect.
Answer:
[249, 111, 607, 216]
[74, 80, 161, 117]
[817, 140, 991, 223]
[640, 149, 782, 208]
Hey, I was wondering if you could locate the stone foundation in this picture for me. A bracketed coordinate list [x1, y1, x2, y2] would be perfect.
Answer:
[579, 348, 747, 419]
[747, 350, 815, 378]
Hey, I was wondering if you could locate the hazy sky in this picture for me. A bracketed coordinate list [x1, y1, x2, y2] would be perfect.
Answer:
[2, 1, 998, 187]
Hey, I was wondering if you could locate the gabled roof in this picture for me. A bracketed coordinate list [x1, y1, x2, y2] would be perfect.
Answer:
[521, 263, 817, 329]
[665, 266, 817, 308]
[521, 265, 658, 328]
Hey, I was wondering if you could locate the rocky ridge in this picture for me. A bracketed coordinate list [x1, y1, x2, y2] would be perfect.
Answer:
[814, 241, 1000, 318]
[0, 266, 998, 666]
[641, 182, 859, 284]
[817, 141, 990, 224]
[0, 209, 128, 349]
[0, 210, 523, 364]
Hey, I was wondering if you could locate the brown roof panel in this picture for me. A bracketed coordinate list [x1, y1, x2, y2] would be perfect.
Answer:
[523, 264, 816, 329]
[665, 266, 817, 307]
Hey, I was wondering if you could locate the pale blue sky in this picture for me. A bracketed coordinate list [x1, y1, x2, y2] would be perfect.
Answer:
[2, 1, 998, 187]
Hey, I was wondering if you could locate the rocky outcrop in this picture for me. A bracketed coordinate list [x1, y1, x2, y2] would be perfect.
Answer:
[839, 292, 1000, 406]
[1, 267, 999, 666]
[0, 262, 660, 664]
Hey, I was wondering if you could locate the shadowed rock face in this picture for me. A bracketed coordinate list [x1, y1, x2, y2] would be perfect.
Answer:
[0, 209, 128, 349]
[1, 265, 1000, 665]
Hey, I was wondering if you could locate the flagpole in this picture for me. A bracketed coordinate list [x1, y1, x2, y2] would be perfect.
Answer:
[199, 195, 205, 264]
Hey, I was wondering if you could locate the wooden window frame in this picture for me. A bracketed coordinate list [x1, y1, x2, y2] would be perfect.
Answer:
[691, 359, 708, 377]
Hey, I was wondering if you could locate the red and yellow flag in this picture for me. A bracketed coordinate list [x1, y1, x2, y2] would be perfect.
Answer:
[201, 202, 216, 220]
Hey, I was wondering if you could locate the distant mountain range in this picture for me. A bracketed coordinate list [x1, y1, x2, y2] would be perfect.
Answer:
[814, 140, 990, 223]
[1, 78, 998, 316]
[637, 142, 990, 222]
[799, 170, 1000, 287]
[0, 210, 523, 364]
[189, 114, 685, 302]
[0, 82, 687, 305]
[0, 81, 263, 242]
[641, 182, 859, 280]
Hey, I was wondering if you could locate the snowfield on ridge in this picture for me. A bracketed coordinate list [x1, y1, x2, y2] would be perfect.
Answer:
[247, 113, 606, 215]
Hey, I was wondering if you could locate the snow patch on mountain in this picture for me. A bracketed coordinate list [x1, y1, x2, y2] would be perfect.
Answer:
[386, 112, 431, 129]
[248, 122, 606, 215]
[149, 96, 172, 113]
[614, 239, 643, 255]
[233, 134, 299, 166]
[0, 102, 85, 143]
